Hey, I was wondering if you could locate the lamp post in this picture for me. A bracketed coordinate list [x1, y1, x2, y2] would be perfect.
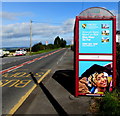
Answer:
[30, 20, 32, 54]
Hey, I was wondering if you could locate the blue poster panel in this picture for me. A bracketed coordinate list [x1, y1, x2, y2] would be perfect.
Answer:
[79, 20, 113, 53]
[79, 61, 113, 95]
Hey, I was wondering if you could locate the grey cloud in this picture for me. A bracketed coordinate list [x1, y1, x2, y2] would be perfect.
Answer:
[62, 19, 75, 33]
[2, 23, 30, 38]
[116, 18, 119, 30]
[2, 18, 75, 39]
[109, 10, 119, 30]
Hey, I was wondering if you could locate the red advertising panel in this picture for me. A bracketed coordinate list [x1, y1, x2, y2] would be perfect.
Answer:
[74, 8, 116, 96]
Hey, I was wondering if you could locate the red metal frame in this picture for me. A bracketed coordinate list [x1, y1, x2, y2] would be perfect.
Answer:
[74, 16, 116, 97]
[79, 60, 112, 61]
[79, 53, 112, 55]
[75, 16, 79, 97]
[113, 18, 117, 87]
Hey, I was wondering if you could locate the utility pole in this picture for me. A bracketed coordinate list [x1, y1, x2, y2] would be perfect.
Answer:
[30, 20, 32, 54]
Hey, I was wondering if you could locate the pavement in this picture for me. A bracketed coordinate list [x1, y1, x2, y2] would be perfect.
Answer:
[14, 49, 93, 115]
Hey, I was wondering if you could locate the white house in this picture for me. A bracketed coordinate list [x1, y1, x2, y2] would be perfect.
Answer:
[116, 34, 120, 43]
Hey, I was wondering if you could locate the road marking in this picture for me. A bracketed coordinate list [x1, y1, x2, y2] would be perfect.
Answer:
[1, 48, 64, 74]
[2, 71, 46, 78]
[57, 49, 67, 64]
[1, 80, 32, 88]
[7, 69, 51, 116]
[38, 69, 51, 83]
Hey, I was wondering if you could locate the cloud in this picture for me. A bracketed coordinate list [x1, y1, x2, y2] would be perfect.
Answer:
[116, 14, 119, 30]
[1, 11, 33, 20]
[2, 18, 75, 38]
[1, 18, 75, 46]
[62, 18, 75, 33]
[109, 9, 119, 30]
[2, 23, 30, 38]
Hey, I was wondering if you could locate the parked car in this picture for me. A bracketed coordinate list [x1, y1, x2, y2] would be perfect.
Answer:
[15, 48, 27, 56]
[0, 49, 5, 58]
[3, 51, 10, 56]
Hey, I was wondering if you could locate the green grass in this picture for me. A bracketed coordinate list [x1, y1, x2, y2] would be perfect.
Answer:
[96, 89, 120, 115]
[29, 48, 60, 55]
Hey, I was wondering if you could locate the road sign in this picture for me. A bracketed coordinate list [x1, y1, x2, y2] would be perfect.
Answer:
[74, 7, 116, 96]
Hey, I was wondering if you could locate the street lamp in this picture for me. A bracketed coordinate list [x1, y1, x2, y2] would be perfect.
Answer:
[30, 20, 32, 54]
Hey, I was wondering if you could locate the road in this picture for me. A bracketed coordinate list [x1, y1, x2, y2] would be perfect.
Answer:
[1, 48, 67, 114]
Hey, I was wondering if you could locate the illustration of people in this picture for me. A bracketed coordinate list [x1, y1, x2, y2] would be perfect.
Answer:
[82, 24, 86, 29]
[79, 77, 90, 93]
[79, 64, 112, 94]
[88, 72, 109, 94]
[102, 30, 109, 35]
[101, 37, 109, 42]
[102, 24, 109, 29]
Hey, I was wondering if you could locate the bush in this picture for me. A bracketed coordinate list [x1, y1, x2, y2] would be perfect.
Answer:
[99, 90, 120, 115]
[32, 42, 45, 52]
[46, 44, 55, 49]
[117, 42, 120, 87]
[117, 43, 120, 55]
[90, 43, 120, 115]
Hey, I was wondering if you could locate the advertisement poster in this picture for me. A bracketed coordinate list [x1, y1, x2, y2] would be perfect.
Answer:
[78, 20, 113, 95]
[79, 20, 113, 53]
[79, 61, 113, 95]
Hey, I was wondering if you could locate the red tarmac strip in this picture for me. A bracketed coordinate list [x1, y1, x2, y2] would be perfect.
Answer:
[0, 49, 64, 74]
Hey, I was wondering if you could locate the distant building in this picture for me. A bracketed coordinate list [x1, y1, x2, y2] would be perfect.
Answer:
[45, 41, 48, 45]
[116, 31, 120, 44]
[117, 31, 120, 34]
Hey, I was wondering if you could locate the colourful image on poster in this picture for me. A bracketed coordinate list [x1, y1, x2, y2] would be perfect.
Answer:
[79, 61, 113, 94]
[79, 20, 113, 53]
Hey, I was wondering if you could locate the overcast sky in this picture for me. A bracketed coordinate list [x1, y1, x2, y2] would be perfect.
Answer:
[1, 1, 119, 48]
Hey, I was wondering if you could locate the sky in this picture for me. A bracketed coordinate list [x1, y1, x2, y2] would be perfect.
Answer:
[1, 0, 119, 48]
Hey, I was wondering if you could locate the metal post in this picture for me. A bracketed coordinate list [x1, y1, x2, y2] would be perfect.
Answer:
[30, 20, 32, 54]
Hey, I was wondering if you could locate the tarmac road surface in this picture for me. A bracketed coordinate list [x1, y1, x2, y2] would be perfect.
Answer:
[14, 48, 93, 115]
[1, 48, 68, 115]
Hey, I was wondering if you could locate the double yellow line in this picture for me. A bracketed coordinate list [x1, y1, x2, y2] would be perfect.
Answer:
[7, 69, 51, 116]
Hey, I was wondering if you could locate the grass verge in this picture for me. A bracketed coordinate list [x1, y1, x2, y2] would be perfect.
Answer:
[90, 89, 120, 115]
[29, 48, 60, 55]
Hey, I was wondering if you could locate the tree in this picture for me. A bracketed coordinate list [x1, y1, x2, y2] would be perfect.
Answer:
[54, 36, 67, 48]
[63, 40, 67, 47]
[47, 44, 55, 49]
[54, 36, 61, 48]
[32, 42, 45, 52]
[60, 38, 66, 47]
